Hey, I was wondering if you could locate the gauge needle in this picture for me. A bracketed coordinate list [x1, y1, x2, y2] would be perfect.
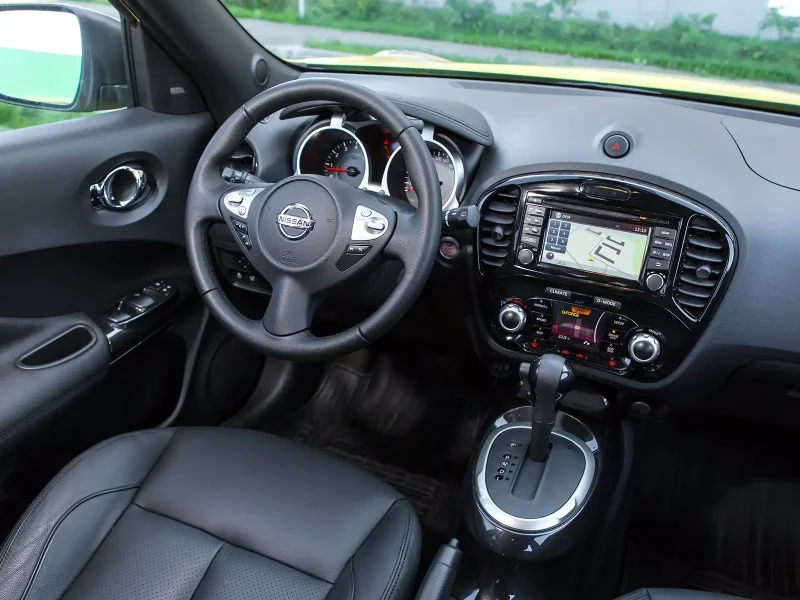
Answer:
[325, 167, 347, 172]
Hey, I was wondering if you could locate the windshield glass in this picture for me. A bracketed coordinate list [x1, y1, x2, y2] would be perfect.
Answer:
[221, 0, 800, 113]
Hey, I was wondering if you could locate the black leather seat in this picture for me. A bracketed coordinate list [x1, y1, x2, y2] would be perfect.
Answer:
[619, 589, 747, 599]
[0, 428, 422, 600]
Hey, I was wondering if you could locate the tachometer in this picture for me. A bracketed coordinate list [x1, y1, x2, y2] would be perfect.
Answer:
[296, 125, 370, 188]
[323, 138, 366, 186]
[383, 139, 464, 209]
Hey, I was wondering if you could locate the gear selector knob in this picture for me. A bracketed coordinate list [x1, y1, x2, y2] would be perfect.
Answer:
[526, 354, 575, 462]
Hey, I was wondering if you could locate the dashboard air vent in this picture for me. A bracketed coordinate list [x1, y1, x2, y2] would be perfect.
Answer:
[479, 185, 521, 270]
[674, 216, 729, 319]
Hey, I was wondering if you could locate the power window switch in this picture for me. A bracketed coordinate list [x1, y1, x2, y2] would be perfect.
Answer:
[107, 310, 133, 324]
[129, 293, 156, 310]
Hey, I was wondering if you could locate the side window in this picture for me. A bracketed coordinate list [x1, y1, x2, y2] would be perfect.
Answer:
[0, 1, 127, 133]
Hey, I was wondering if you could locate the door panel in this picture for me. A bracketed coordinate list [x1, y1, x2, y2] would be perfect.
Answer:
[0, 107, 213, 458]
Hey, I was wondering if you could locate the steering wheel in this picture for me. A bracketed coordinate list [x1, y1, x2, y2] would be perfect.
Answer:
[186, 79, 442, 360]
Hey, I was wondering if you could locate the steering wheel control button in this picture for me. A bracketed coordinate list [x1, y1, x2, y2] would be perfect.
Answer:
[603, 134, 631, 159]
[544, 287, 571, 300]
[236, 232, 253, 250]
[230, 218, 248, 235]
[645, 272, 666, 291]
[337, 245, 372, 271]
[346, 244, 371, 255]
[593, 296, 622, 310]
[223, 188, 263, 219]
[351, 205, 389, 241]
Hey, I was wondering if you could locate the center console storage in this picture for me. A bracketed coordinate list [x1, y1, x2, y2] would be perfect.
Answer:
[476, 172, 736, 381]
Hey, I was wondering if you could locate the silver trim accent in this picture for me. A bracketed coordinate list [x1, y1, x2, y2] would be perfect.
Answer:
[380, 135, 465, 211]
[295, 121, 370, 189]
[475, 423, 596, 532]
[351, 205, 389, 241]
[223, 188, 265, 220]
[628, 332, 661, 364]
[91, 165, 149, 210]
[276, 203, 315, 239]
[474, 172, 736, 322]
[498, 304, 527, 333]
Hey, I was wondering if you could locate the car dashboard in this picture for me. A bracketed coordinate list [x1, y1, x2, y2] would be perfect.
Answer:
[210, 71, 800, 406]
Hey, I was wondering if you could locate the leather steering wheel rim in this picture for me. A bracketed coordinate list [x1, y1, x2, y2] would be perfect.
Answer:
[185, 78, 442, 361]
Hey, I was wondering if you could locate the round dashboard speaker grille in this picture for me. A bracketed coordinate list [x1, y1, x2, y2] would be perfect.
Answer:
[254, 58, 269, 86]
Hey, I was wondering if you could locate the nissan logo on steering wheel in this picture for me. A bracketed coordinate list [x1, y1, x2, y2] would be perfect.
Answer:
[277, 203, 315, 240]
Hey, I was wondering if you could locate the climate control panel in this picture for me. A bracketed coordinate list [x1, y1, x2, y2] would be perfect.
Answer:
[487, 282, 691, 380]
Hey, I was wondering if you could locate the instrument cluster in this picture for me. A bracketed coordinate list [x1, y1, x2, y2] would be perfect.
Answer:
[294, 116, 465, 210]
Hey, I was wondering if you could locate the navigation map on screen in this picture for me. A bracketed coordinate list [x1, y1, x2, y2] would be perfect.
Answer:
[539, 212, 650, 282]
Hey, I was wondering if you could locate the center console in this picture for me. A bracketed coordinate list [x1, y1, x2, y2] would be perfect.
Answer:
[476, 172, 736, 381]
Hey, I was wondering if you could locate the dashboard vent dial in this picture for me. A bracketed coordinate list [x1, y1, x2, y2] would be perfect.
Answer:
[478, 185, 520, 270]
[674, 216, 729, 319]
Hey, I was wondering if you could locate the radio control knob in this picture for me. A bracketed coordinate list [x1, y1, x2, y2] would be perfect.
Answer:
[628, 333, 661, 365]
[498, 303, 527, 334]
[517, 248, 535, 265]
[645, 272, 665, 292]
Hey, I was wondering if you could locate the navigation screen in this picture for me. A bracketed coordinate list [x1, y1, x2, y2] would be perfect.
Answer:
[539, 211, 650, 281]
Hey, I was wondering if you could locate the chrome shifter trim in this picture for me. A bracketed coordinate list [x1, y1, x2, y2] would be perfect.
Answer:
[474, 423, 596, 532]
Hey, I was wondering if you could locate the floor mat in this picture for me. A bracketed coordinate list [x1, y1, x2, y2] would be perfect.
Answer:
[622, 417, 800, 600]
[279, 349, 487, 539]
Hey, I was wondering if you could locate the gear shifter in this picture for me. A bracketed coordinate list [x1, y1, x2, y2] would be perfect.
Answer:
[526, 354, 575, 462]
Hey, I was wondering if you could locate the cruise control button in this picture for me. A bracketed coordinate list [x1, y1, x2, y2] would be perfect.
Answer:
[346, 244, 371, 255]
[593, 296, 621, 310]
[653, 227, 677, 240]
[651, 238, 675, 250]
[528, 298, 552, 313]
[649, 247, 673, 260]
[544, 287, 571, 300]
[236, 231, 252, 250]
[646, 257, 671, 271]
[608, 315, 635, 331]
[230, 218, 248, 234]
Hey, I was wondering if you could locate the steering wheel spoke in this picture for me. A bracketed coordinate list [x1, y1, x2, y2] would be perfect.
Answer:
[262, 276, 316, 337]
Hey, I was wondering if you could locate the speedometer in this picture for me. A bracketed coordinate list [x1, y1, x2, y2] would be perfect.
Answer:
[383, 139, 464, 209]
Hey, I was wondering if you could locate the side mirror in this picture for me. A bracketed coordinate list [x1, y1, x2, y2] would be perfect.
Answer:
[0, 4, 130, 112]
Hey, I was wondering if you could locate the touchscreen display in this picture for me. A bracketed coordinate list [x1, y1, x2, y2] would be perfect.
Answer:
[539, 211, 650, 281]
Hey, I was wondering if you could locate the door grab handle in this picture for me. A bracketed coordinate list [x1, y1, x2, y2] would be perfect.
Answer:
[90, 164, 150, 210]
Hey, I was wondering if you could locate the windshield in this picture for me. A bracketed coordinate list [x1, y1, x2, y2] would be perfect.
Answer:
[221, 0, 800, 113]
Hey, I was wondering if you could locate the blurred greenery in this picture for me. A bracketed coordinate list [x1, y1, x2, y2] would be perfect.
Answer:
[223, 0, 800, 84]
[0, 103, 86, 131]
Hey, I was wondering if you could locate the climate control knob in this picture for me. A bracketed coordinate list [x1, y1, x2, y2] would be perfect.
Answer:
[628, 332, 661, 365]
[498, 303, 527, 334]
